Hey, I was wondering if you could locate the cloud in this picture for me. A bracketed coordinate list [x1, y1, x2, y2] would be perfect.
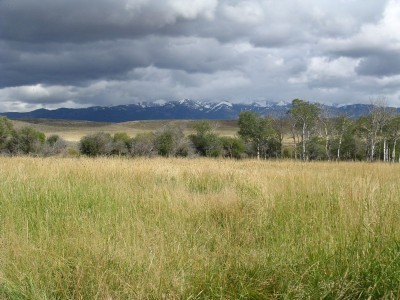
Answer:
[1, 0, 399, 111]
[356, 53, 400, 77]
[0, 0, 218, 42]
[321, 0, 400, 57]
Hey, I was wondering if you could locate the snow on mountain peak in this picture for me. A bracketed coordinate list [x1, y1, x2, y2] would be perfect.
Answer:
[277, 100, 289, 106]
[152, 99, 167, 106]
[214, 101, 233, 108]
[252, 101, 267, 107]
[178, 99, 204, 108]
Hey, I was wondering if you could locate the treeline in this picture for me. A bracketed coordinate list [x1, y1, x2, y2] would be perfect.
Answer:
[0, 117, 69, 156]
[77, 98, 400, 161]
[1, 98, 400, 161]
[79, 122, 248, 159]
[286, 99, 400, 162]
[239, 98, 400, 161]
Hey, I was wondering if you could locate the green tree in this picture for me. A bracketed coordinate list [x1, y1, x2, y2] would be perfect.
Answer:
[0, 117, 15, 151]
[271, 113, 291, 158]
[155, 130, 175, 157]
[221, 136, 245, 159]
[238, 111, 277, 159]
[306, 136, 326, 160]
[289, 99, 321, 160]
[355, 100, 395, 161]
[382, 116, 400, 162]
[190, 121, 223, 157]
[330, 115, 353, 161]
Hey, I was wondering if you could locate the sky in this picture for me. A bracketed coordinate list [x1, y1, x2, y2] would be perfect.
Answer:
[1, 0, 400, 112]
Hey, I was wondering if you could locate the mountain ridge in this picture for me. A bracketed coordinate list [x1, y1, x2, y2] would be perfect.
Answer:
[1, 100, 399, 122]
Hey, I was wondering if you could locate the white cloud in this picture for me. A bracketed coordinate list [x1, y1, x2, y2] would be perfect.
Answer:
[0, 84, 78, 108]
[321, 0, 400, 55]
[223, 1, 264, 24]
[168, 0, 217, 20]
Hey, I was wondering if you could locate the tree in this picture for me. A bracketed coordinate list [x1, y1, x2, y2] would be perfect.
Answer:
[156, 131, 174, 156]
[306, 136, 326, 160]
[221, 136, 245, 159]
[356, 100, 395, 161]
[190, 121, 223, 157]
[271, 113, 291, 158]
[0, 117, 15, 153]
[331, 115, 353, 161]
[203, 133, 223, 157]
[318, 108, 335, 161]
[288, 99, 321, 160]
[238, 111, 277, 159]
[382, 116, 400, 162]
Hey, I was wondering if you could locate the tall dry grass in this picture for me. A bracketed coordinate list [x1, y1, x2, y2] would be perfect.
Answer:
[0, 157, 399, 299]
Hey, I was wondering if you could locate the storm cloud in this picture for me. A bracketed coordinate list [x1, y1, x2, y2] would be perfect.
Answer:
[1, 0, 399, 112]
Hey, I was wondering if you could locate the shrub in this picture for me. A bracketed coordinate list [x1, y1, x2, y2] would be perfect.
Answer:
[14, 127, 46, 155]
[155, 125, 192, 157]
[79, 132, 113, 157]
[113, 132, 132, 155]
[130, 132, 156, 157]
[43, 135, 68, 156]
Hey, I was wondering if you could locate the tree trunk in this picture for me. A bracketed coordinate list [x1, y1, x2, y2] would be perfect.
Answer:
[302, 122, 306, 161]
[291, 125, 297, 160]
[392, 140, 397, 163]
[324, 125, 330, 161]
[370, 135, 376, 161]
[337, 134, 343, 161]
[383, 139, 389, 162]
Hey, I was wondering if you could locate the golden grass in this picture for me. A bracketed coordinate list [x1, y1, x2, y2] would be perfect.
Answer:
[0, 158, 399, 298]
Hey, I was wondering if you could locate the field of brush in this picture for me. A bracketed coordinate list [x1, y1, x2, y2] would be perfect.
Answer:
[1, 157, 399, 299]
[12, 119, 239, 142]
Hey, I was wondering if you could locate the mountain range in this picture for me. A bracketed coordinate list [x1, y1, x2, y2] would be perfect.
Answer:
[1, 99, 398, 122]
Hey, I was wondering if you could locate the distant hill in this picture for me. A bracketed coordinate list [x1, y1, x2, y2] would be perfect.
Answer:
[1, 100, 398, 122]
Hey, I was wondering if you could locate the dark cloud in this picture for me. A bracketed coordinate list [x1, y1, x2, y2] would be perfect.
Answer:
[356, 53, 400, 77]
[1, 0, 400, 111]
[0, 40, 151, 87]
[0, 0, 217, 43]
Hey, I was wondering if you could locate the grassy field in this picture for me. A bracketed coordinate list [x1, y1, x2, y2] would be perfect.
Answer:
[12, 119, 239, 142]
[0, 157, 400, 299]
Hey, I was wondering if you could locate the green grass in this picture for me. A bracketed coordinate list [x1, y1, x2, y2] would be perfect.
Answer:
[0, 158, 399, 299]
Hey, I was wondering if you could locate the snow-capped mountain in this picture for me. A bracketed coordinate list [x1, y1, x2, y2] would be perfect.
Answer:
[1, 99, 397, 122]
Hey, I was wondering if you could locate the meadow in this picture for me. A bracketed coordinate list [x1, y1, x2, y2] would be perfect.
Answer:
[0, 157, 399, 299]
[12, 119, 239, 142]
